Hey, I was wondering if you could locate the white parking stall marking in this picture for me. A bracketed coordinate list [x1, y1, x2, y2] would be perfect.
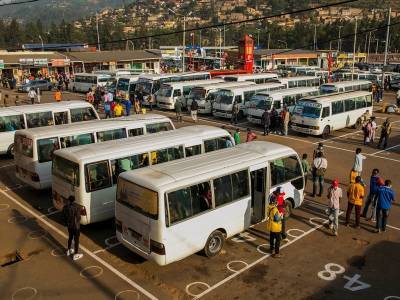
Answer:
[39, 207, 60, 218]
[191, 215, 335, 299]
[226, 260, 249, 273]
[11, 286, 38, 300]
[0, 163, 15, 169]
[2, 184, 24, 192]
[80, 266, 104, 279]
[371, 144, 400, 155]
[93, 236, 121, 254]
[115, 290, 140, 300]
[387, 224, 400, 231]
[0, 203, 10, 211]
[0, 189, 159, 300]
[186, 282, 211, 298]
[231, 232, 257, 243]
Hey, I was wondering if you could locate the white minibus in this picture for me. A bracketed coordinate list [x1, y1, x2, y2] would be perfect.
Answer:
[247, 87, 320, 125]
[279, 76, 320, 89]
[51, 125, 235, 224]
[185, 81, 256, 113]
[0, 101, 99, 156]
[14, 114, 174, 189]
[291, 91, 373, 138]
[212, 83, 285, 119]
[115, 141, 304, 265]
[71, 73, 113, 93]
[156, 79, 223, 110]
[116, 76, 140, 100]
[135, 72, 211, 100]
[223, 73, 279, 83]
[320, 80, 372, 94]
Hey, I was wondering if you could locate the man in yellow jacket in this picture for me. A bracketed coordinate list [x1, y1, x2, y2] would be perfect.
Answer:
[267, 195, 283, 258]
[345, 175, 365, 228]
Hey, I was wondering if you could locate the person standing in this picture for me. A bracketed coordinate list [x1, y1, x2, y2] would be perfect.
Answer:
[376, 179, 395, 233]
[261, 109, 270, 136]
[313, 142, 324, 160]
[124, 99, 132, 116]
[190, 99, 198, 123]
[134, 98, 141, 114]
[104, 100, 112, 119]
[246, 128, 257, 142]
[282, 108, 290, 136]
[345, 176, 365, 228]
[28, 87, 37, 104]
[311, 151, 327, 197]
[231, 100, 239, 124]
[270, 107, 277, 133]
[361, 169, 381, 220]
[148, 94, 154, 111]
[369, 117, 377, 144]
[275, 187, 287, 239]
[86, 89, 94, 104]
[352, 148, 366, 177]
[233, 128, 241, 144]
[301, 153, 310, 190]
[54, 88, 62, 102]
[62, 196, 83, 261]
[267, 195, 283, 258]
[114, 102, 123, 118]
[327, 179, 342, 236]
[36, 88, 41, 104]
[175, 99, 183, 122]
[377, 118, 392, 149]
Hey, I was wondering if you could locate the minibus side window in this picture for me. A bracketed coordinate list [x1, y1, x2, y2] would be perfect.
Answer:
[173, 89, 181, 97]
[213, 170, 249, 207]
[344, 98, 356, 111]
[54, 111, 69, 125]
[235, 95, 242, 104]
[111, 153, 148, 184]
[26, 111, 53, 128]
[37, 137, 59, 163]
[70, 107, 97, 123]
[185, 145, 201, 157]
[366, 95, 372, 107]
[331, 100, 344, 115]
[167, 181, 211, 225]
[355, 96, 367, 109]
[85, 161, 112, 192]
[128, 127, 144, 137]
[97, 128, 127, 142]
[0, 115, 25, 132]
[60, 133, 94, 148]
[204, 137, 229, 152]
[321, 107, 330, 118]
[146, 121, 173, 133]
[270, 156, 303, 187]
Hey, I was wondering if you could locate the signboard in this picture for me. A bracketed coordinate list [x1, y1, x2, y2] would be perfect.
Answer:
[51, 59, 70, 67]
[19, 58, 48, 67]
[0, 59, 4, 69]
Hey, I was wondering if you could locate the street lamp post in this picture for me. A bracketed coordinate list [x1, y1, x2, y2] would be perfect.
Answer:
[338, 25, 343, 52]
[256, 28, 260, 48]
[38, 35, 44, 51]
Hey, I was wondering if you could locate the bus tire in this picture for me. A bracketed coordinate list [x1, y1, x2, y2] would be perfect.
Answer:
[321, 126, 330, 139]
[7, 143, 14, 157]
[284, 199, 294, 218]
[204, 230, 225, 257]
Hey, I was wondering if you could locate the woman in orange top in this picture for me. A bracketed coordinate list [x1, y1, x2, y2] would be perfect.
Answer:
[54, 89, 62, 102]
[345, 176, 365, 228]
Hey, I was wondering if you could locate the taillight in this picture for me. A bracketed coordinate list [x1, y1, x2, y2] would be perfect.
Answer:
[80, 205, 87, 216]
[31, 173, 40, 182]
[115, 218, 122, 232]
[150, 239, 165, 255]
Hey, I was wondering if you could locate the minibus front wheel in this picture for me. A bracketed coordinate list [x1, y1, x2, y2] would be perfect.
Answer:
[321, 126, 330, 139]
[204, 230, 225, 257]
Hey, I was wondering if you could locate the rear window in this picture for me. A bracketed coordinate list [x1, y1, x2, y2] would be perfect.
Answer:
[70, 107, 97, 122]
[53, 155, 80, 186]
[15, 135, 33, 158]
[0, 115, 25, 132]
[37, 137, 60, 163]
[117, 178, 158, 219]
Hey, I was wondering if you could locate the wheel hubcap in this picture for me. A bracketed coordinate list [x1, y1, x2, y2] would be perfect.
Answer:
[209, 236, 220, 252]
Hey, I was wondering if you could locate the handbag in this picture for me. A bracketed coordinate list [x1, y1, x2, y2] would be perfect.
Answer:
[315, 159, 325, 176]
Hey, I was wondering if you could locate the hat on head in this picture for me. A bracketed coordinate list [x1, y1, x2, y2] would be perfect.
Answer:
[332, 179, 339, 188]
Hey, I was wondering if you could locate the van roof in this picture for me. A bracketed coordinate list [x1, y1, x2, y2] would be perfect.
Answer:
[224, 73, 279, 79]
[255, 86, 319, 97]
[160, 79, 223, 88]
[279, 76, 319, 81]
[54, 125, 230, 163]
[119, 141, 296, 190]
[15, 114, 172, 138]
[301, 90, 371, 103]
[190, 81, 256, 89]
[218, 82, 284, 92]
[321, 80, 371, 88]
[0, 101, 94, 116]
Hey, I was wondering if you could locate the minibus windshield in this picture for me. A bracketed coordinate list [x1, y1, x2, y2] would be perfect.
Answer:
[295, 101, 322, 118]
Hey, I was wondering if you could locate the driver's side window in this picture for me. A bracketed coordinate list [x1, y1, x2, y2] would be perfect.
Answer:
[322, 107, 330, 118]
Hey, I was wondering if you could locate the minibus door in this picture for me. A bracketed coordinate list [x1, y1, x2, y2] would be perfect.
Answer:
[250, 167, 266, 224]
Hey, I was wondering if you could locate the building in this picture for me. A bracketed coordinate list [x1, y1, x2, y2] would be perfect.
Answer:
[254, 49, 322, 69]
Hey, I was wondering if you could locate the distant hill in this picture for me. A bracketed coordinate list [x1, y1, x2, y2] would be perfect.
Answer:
[0, 0, 124, 23]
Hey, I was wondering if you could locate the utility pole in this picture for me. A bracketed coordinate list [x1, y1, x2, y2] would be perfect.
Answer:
[383, 6, 391, 85]
[338, 25, 343, 52]
[267, 32, 270, 50]
[182, 15, 186, 72]
[375, 39, 379, 54]
[96, 13, 101, 51]
[223, 25, 226, 49]
[199, 30, 202, 48]
[313, 24, 317, 50]
[367, 31, 372, 63]
[352, 18, 358, 80]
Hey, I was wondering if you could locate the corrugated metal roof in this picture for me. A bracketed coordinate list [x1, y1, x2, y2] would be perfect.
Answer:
[65, 50, 161, 63]
[0, 52, 66, 64]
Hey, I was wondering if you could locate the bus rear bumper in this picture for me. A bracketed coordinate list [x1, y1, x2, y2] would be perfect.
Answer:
[116, 231, 166, 266]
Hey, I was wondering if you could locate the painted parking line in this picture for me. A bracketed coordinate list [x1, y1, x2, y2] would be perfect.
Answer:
[387, 224, 400, 231]
[0, 163, 15, 169]
[371, 144, 400, 155]
[191, 215, 337, 299]
[0, 189, 158, 300]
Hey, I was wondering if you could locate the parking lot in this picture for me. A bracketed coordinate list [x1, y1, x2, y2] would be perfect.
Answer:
[0, 91, 399, 300]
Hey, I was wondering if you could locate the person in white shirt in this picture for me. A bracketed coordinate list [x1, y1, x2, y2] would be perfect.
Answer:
[369, 117, 377, 144]
[27, 88, 37, 104]
[352, 148, 366, 177]
[327, 179, 342, 236]
[312, 151, 328, 197]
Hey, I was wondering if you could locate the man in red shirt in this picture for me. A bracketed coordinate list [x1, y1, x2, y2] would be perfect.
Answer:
[246, 128, 257, 142]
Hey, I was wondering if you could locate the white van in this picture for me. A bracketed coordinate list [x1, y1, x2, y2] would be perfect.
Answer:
[212, 83, 285, 119]
[14, 114, 174, 190]
[185, 81, 257, 114]
[116, 76, 140, 100]
[279, 76, 320, 88]
[291, 91, 373, 138]
[0, 101, 99, 156]
[320, 80, 372, 94]
[156, 79, 223, 110]
[115, 141, 304, 265]
[247, 87, 320, 124]
[52, 125, 235, 224]
[71, 73, 113, 93]
[223, 73, 279, 83]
